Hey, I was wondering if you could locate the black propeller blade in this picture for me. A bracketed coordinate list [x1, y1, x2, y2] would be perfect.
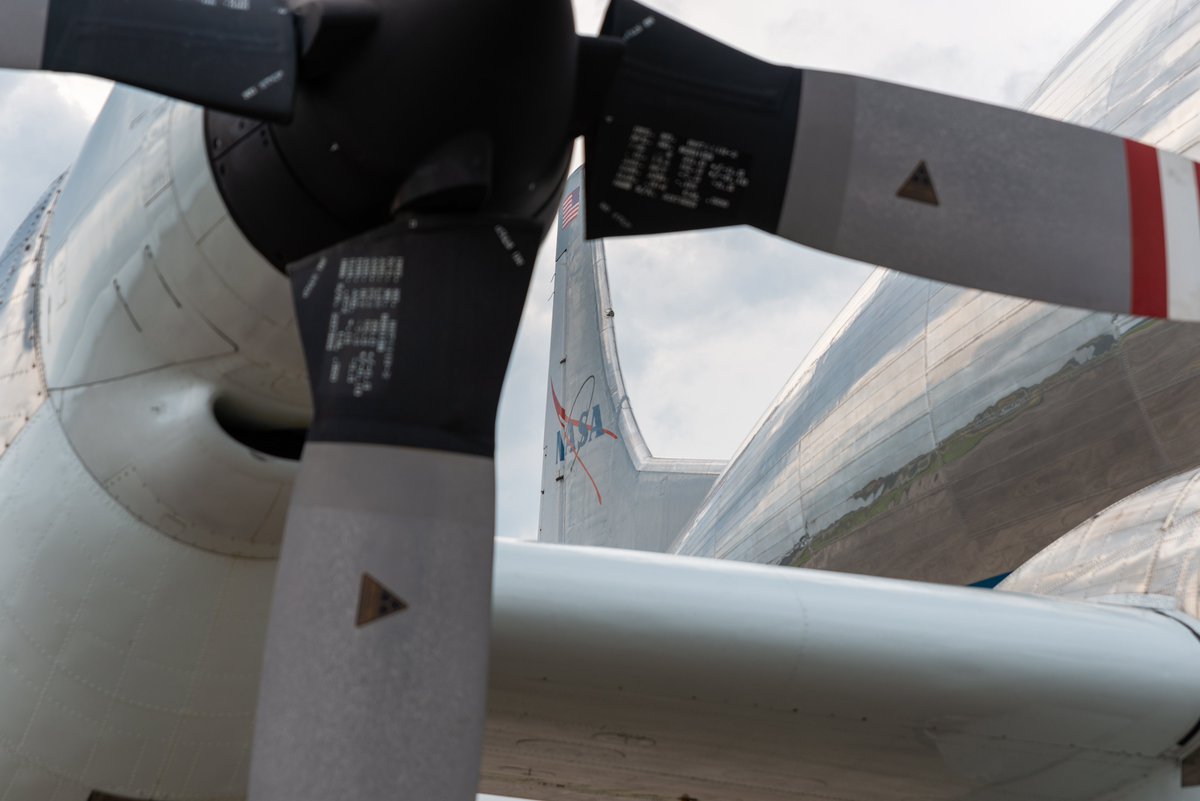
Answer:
[1, 0, 301, 120]
[218, 1, 575, 798]
[581, 0, 1200, 323]
[251, 216, 541, 800]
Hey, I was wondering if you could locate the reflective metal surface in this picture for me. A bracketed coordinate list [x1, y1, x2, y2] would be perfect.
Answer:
[0, 176, 61, 455]
[999, 465, 1200, 617]
[672, 0, 1200, 584]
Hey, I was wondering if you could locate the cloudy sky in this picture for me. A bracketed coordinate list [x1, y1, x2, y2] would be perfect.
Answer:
[0, 0, 1117, 549]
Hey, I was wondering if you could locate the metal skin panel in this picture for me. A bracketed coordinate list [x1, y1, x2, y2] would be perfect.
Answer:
[1000, 466, 1200, 616]
[0, 177, 61, 457]
[38, 87, 308, 557]
[0, 404, 274, 799]
[483, 540, 1200, 801]
[539, 170, 725, 551]
[40, 90, 304, 393]
[54, 371, 295, 556]
[671, 0, 1200, 585]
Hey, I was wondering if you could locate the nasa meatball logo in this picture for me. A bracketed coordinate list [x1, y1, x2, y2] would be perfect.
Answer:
[551, 376, 618, 504]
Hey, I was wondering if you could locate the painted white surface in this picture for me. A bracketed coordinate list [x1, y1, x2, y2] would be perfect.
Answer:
[39, 88, 306, 558]
[484, 539, 1200, 801]
[1160, 152, 1200, 321]
[0, 404, 274, 800]
[40, 89, 305, 412]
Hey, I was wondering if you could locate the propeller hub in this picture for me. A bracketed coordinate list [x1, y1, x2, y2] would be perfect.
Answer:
[208, 0, 577, 267]
[281, 0, 577, 219]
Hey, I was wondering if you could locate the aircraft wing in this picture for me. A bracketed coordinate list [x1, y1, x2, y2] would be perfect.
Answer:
[484, 540, 1200, 801]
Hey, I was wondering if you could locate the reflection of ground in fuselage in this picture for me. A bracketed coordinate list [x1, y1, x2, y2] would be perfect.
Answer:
[788, 318, 1200, 586]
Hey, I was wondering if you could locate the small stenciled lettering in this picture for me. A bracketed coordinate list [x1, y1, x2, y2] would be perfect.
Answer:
[611, 125, 752, 215]
[322, 255, 404, 398]
[242, 69, 287, 101]
[622, 15, 656, 41]
[494, 225, 528, 267]
[301, 256, 327, 299]
[199, 0, 252, 11]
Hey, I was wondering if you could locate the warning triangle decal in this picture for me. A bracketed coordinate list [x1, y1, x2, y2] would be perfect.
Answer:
[897, 160, 939, 206]
[356, 573, 408, 627]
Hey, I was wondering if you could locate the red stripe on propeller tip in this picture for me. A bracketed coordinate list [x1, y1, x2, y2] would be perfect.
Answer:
[1125, 139, 1168, 318]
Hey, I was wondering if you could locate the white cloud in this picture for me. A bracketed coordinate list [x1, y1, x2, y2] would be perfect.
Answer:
[45, 74, 112, 119]
[0, 72, 106, 240]
[599, 231, 872, 458]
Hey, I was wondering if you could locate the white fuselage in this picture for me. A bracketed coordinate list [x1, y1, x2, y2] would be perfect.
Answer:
[0, 87, 301, 799]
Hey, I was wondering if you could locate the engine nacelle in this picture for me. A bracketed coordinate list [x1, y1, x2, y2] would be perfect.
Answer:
[38, 86, 309, 557]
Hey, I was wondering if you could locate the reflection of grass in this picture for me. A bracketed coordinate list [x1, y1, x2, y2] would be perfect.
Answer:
[1120, 318, 1157, 341]
[941, 388, 1044, 462]
[783, 330, 1133, 569]
[792, 477, 925, 567]
[787, 390, 1041, 567]
[938, 430, 982, 464]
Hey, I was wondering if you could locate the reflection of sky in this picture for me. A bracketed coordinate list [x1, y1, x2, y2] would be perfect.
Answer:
[0, 3, 1118, 800]
[5, 178, 68, 348]
[0, 178, 62, 312]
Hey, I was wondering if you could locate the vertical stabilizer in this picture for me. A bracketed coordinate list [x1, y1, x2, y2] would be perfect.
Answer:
[538, 169, 725, 551]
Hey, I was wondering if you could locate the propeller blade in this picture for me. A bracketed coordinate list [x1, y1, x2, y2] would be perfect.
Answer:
[250, 216, 542, 800]
[1, 0, 297, 120]
[583, 0, 1200, 322]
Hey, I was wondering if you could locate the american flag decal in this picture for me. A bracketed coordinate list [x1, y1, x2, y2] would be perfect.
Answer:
[561, 188, 581, 228]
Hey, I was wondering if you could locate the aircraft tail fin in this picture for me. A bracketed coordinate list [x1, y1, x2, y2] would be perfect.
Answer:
[538, 169, 725, 552]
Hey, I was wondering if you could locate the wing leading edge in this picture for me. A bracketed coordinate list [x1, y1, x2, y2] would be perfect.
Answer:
[485, 540, 1200, 801]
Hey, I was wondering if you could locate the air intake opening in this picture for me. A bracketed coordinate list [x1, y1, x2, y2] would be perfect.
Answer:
[213, 396, 308, 461]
